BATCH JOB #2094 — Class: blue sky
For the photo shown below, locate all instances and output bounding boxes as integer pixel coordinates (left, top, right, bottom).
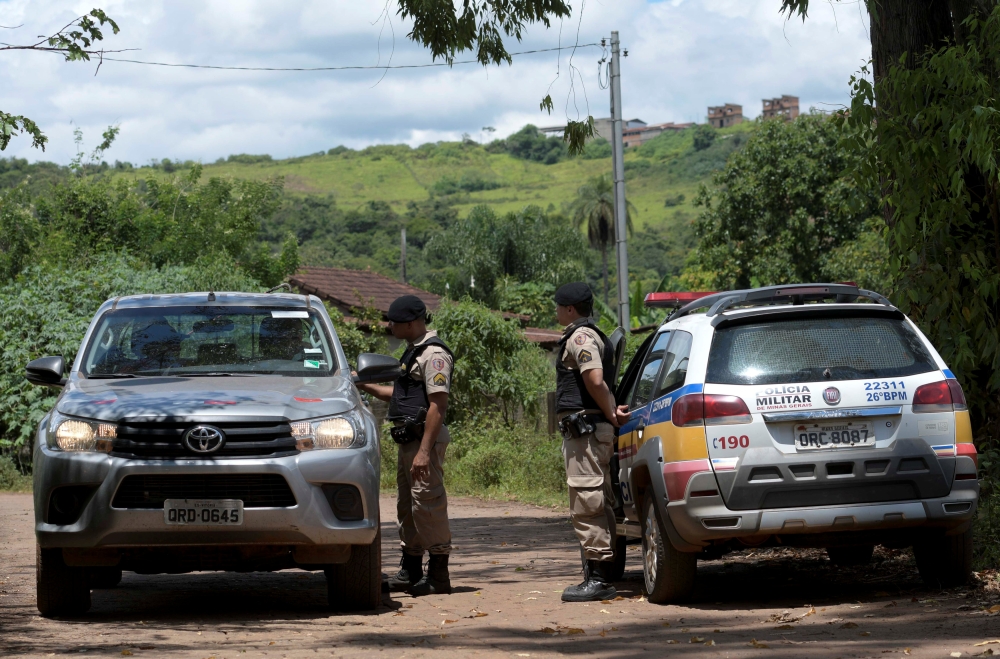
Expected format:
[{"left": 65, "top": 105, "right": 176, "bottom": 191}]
[{"left": 1, "top": 0, "right": 871, "bottom": 165}]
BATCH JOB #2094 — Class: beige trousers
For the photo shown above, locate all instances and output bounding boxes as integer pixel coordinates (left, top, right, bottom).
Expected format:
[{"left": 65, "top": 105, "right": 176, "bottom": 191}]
[
  {"left": 396, "top": 428, "right": 452, "bottom": 556},
  {"left": 562, "top": 422, "right": 617, "bottom": 562}
]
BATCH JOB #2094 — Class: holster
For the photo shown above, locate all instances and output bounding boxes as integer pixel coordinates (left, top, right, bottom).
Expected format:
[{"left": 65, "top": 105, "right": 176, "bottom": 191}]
[
  {"left": 558, "top": 412, "right": 604, "bottom": 440},
  {"left": 389, "top": 408, "right": 427, "bottom": 445}
]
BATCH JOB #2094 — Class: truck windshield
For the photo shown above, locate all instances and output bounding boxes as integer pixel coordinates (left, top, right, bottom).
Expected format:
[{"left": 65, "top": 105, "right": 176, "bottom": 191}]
[
  {"left": 706, "top": 316, "right": 936, "bottom": 385},
  {"left": 81, "top": 306, "right": 338, "bottom": 377}
]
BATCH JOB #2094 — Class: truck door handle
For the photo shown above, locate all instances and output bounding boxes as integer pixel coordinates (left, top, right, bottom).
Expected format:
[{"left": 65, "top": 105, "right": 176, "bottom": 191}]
[{"left": 636, "top": 420, "right": 645, "bottom": 440}]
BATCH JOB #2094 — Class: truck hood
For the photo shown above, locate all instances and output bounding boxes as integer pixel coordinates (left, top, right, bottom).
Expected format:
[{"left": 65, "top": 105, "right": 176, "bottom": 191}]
[{"left": 56, "top": 375, "right": 358, "bottom": 422}]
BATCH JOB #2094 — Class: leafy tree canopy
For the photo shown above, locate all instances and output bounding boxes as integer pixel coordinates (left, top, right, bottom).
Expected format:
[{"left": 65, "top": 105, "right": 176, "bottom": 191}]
[{"left": 689, "top": 112, "right": 880, "bottom": 290}]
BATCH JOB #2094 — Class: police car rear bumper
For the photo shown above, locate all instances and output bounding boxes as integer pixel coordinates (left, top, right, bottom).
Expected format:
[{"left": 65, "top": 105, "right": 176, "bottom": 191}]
[{"left": 666, "top": 477, "right": 979, "bottom": 547}]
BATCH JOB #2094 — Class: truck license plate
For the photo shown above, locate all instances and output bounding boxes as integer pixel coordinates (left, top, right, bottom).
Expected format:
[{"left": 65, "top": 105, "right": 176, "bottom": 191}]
[
  {"left": 795, "top": 421, "right": 875, "bottom": 450},
  {"left": 164, "top": 499, "right": 244, "bottom": 525}
]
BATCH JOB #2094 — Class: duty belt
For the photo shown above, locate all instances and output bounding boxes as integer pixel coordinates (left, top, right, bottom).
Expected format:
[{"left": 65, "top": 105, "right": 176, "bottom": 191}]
[
  {"left": 389, "top": 408, "right": 427, "bottom": 445},
  {"left": 558, "top": 411, "right": 606, "bottom": 439}
]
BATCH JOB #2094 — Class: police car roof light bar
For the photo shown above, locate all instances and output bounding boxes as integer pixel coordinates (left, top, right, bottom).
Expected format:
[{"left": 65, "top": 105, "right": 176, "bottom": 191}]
[
  {"left": 644, "top": 291, "right": 717, "bottom": 309},
  {"left": 666, "top": 283, "right": 894, "bottom": 322}
]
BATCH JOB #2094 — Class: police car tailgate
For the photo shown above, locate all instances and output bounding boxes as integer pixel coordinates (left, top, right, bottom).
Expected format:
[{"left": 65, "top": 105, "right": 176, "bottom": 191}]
[{"left": 705, "top": 371, "right": 969, "bottom": 510}]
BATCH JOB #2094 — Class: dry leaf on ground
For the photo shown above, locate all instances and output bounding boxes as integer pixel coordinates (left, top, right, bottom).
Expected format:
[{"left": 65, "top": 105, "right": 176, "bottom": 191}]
[
  {"left": 976, "top": 641, "right": 1000, "bottom": 647},
  {"left": 750, "top": 639, "right": 770, "bottom": 649},
  {"left": 841, "top": 622, "right": 859, "bottom": 629}
]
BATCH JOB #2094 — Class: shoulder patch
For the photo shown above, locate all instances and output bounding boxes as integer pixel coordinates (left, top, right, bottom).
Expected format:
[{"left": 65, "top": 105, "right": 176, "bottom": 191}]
[
  {"left": 574, "top": 332, "right": 587, "bottom": 345},
  {"left": 432, "top": 373, "right": 448, "bottom": 386},
  {"left": 431, "top": 357, "right": 445, "bottom": 371},
  {"left": 578, "top": 349, "right": 593, "bottom": 364}
]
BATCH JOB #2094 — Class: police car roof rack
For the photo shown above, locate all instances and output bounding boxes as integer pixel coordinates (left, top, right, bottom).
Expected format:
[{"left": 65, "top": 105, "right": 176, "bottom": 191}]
[{"left": 666, "top": 283, "right": 893, "bottom": 322}]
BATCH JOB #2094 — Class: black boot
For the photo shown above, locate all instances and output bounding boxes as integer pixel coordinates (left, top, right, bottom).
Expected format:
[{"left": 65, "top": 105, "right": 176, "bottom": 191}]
[
  {"left": 408, "top": 554, "right": 451, "bottom": 596},
  {"left": 561, "top": 560, "right": 617, "bottom": 602},
  {"left": 386, "top": 552, "right": 423, "bottom": 592}
]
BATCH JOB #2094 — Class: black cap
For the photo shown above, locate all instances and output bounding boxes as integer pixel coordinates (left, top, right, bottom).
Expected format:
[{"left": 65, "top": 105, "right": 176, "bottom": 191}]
[
  {"left": 554, "top": 282, "right": 593, "bottom": 306},
  {"left": 387, "top": 295, "right": 427, "bottom": 323}
]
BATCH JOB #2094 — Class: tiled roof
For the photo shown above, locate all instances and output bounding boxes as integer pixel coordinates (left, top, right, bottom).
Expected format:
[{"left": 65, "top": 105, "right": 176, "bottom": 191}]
[{"left": 289, "top": 266, "right": 441, "bottom": 316}]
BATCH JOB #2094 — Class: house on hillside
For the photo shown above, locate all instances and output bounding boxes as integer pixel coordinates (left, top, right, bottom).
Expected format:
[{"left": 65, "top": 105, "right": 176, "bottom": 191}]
[
  {"left": 288, "top": 266, "right": 563, "bottom": 349},
  {"left": 707, "top": 103, "right": 744, "bottom": 128},
  {"left": 538, "top": 117, "right": 647, "bottom": 143},
  {"left": 622, "top": 122, "right": 695, "bottom": 148},
  {"left": 762, "top": 95, "right": 800, "bottom": 121}
]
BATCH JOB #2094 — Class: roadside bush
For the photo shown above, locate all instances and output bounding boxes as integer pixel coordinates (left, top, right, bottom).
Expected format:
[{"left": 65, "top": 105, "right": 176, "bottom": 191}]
[
  {"left": 0, "top": 455, "right": 30, "bottom": 491},
  {"left": 0, "top": 254, "right": 261, "bottom": 466},
  {"left": 433, "top": 298, "right": 553, "bottom": 426}
]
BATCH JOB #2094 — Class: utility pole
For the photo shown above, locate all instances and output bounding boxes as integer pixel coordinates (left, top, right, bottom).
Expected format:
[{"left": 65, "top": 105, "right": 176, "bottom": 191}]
[
  {"left": 400, "top": 227, "right": 407, "bottom": 283},
  {"left": 610, "top": 31, "right": 630, "bottom": 332}
]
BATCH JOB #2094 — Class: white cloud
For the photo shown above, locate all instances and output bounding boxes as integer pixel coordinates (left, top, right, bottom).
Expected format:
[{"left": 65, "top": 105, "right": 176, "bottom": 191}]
[{"left": 0, "top": 0, "right": 870, "bottom": 164}]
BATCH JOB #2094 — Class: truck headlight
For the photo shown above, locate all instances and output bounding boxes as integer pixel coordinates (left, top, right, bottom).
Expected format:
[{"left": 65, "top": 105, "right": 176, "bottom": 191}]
[
  {"left": 290, "top": 412, "right": 364, "bottom": 450},
  {"left": 49, "top": 412, "right": 116, "bottom": 452}
]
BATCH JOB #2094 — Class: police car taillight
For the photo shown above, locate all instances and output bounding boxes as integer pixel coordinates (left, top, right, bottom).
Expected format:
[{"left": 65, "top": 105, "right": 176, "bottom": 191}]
[
  {"left": 672, "top": 394, "right": 752, "bottom": 427},
  {"left": 913, "top": 379, "right": 967, "bottom": 413}
]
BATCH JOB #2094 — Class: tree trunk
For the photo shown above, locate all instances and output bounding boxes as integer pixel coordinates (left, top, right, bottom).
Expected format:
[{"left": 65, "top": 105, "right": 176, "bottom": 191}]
[
  {"left": 870, "top": 0, "right": 953, "bottom": 96},
  {"left": 601, "top": 246, "right": 609, "bottom": 306}
]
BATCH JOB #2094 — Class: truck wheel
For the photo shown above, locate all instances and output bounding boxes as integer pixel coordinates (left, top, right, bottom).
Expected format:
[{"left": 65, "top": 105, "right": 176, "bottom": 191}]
[
  {"left": 90, "top": 567, "right": 123, "bottom": 588},
  {"left": 826, "top": 545, "right": 874, "bottom": 567},
  {"left": 609, "top": 534, "right": 627, "bottom": 581},
  {"left": 641, "top": 496, "right": 696, "bottom": 603},
  {"left": 326, "top": 526, "right": 382, "bottom": 611},
  {"left": 915, "top": 527, "right": 973, "bottom": 588},
  {"left": 36, "top": 545, "right": 91, "bottom": 617}
]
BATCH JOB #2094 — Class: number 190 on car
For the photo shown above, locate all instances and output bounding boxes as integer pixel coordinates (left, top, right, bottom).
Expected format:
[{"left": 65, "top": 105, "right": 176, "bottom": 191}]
[{"left": 164, "top": 499, "right": 244, "bottom": 525}]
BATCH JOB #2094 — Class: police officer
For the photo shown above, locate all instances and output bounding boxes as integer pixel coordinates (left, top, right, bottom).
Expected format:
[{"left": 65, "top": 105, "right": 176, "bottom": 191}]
[
  {"left": 356, "top": 295, "right": 455, "bottom": 596},
  {"left": 553, "top": 282, "right": 630, "bottom": 602}
]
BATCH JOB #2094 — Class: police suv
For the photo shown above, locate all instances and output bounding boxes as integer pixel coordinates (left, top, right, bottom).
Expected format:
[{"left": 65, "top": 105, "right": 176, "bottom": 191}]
[{"left": 613, "top": 284, "right": 979, "bottom": 602}]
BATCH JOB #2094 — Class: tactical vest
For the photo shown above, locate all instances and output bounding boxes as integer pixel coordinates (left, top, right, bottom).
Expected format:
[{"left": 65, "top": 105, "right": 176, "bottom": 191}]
[
  {"left": 387, "top": 336, "right": 455, "bottom": 421},
  {"left": 555, "top": 320, "right": 616, "bottom": 417}
]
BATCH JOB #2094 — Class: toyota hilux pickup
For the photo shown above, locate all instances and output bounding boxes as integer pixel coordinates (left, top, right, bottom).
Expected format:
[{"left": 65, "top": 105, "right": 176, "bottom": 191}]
[
  {"left": 26, "top": 291, "right": 400, "bottom": 616},
  {"left": 612, "top": 284, "right": 979, "bottom": 602}
]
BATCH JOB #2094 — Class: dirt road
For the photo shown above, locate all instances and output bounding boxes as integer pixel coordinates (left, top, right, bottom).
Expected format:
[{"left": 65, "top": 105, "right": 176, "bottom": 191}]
[{"left": 2, "top": 492, "right": 1000, "bottom": 658}]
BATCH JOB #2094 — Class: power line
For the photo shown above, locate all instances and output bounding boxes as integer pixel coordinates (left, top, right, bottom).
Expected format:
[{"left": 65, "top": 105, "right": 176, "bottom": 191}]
[{"left": 96, "top": 43, "right": 603, "bottom": 72}]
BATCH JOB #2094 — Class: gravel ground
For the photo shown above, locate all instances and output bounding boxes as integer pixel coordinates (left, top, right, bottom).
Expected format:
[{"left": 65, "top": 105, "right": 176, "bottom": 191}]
[{"left": 3, "top": 492, "right": 1000, "bottom": 658}]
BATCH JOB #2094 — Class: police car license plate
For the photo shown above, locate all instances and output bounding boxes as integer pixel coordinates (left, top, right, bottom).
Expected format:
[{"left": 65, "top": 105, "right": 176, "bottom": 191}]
[
  {"left": 164, "top": 499, "right": 243, "bottom": 525},
  {"left": 795, "top": 422, "right": 875, "bottom": 450}
]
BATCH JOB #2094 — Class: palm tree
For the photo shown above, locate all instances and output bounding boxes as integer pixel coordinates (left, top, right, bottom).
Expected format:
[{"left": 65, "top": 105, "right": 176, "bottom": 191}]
[{"left": 569, "top": 175, "right": 635, "bottom": 305}]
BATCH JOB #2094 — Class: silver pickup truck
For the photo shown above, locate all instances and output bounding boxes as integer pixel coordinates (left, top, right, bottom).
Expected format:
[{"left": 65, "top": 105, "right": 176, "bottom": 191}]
[{"left": 26, "top": 291, "right": 399, "bottom": 616}]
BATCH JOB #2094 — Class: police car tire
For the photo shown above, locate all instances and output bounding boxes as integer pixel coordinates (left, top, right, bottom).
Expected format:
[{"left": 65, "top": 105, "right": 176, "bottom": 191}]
[
  {"left": 326, "top": 527, "right": 382, "bottom": 611},
  {"left": 36, "top": 544, "right": 91, "bottom": 617},
  {"left": 914, "top": 526, "right": 973, "bottom": 588},
  {"left": 609, "top": 535, "right": 627, "bottom": 581},
  {"left": 826, "top": 545, "right": 874, "bottom": 567},
  {"left": 641, "top": 497, "right": 696, "bottom": 603}
]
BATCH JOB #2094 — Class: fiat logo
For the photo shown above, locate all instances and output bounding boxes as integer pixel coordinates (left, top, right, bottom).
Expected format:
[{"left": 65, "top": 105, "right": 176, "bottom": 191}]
[
  {"left": 823, "top": 387, "right": 841, "bottom": 405},
  {"left": 182, "top": 425, "right": 226, "bottom": 454}
]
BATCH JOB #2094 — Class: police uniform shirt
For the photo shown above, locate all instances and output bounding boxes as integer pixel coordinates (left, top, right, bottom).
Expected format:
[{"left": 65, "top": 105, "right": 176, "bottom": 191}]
[
  {"left": 408, "top": 330, "right": 453, "bottom": 395},
  {"left": 561, "top": 325, "right": 605, "bottom": 374}
]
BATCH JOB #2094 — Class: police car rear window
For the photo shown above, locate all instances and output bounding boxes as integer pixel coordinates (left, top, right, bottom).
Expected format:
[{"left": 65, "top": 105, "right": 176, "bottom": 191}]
[{"left": 706, "top": 317, "right": 936, "bottom": 385}]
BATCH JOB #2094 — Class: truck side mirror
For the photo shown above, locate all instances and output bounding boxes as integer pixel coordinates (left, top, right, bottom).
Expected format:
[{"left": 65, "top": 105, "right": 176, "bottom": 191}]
[
  {"left": 26, "top": 356, "right": 67, "bottom": 389},
  {"left": 353, "top": 353, "right": 401, "bottom": 384}
]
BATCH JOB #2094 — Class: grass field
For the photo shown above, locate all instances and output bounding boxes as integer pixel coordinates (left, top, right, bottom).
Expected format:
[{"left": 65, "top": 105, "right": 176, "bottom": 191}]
[{"left": 115, "top": 122, "right": 755, "bottom": 238}]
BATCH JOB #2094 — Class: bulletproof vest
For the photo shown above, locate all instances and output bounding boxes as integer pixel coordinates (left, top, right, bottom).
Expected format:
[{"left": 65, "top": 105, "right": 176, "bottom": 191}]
[
  {"left": 555, "top": 320, "right": 616, "bottom": 417},
  {"left": 387, "top": 336, "right": 454, "bottom": 421}
]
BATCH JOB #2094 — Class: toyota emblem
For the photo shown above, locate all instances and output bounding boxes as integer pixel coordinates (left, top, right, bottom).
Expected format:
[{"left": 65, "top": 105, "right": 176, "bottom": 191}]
[
  {"left": 823, "top": 387, "right": 841, "bottom": 405},
  {"left": 182, "top": 425, "right": 226, "bottom": 454}
]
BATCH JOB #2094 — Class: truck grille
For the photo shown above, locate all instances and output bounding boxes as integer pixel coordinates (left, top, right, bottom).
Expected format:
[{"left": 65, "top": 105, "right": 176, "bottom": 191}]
[
  {"left": 111, "top": 420, "right": 298, "bottom": 459},
  {"left": 111, "top": 474, "right": 297, "bottom": 509}
]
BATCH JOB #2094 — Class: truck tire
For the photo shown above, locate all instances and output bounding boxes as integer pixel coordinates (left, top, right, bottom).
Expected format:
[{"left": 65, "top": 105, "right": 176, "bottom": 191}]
[
  {"left": 609, "top": 534, "right": 627, "bottom": 581},
  {"left": 326, "top": 526, "right": 382, "bottom": 611},
  {"left": 90, "top": 567, "right": 123, "bottom": 588},
  {"left": 915, "top": 527, "right": 973, "bottom": 588},
  {"left": 641, "top": 496, "right": 696, "bottom": 603},
  {"left": 826, "top": 545, "right": 874, "bottom": 567},
  {"left": 36, "top": 545, "right": 91, "bottom": 617}
]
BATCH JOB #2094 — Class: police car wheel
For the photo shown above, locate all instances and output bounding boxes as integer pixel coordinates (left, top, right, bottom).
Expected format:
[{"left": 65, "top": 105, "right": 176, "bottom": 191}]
[
  {"left": 914, "top": 526, "right": 973, "bottom": 588},
  {"left": 641, "top": 496, "right": 696, "bottom": 603},
  {"left": 36, "top": 544, "right": 91, "bottom": 617},
  {"left": 325, "top": 526, "right": 382, "bottom": 611}
]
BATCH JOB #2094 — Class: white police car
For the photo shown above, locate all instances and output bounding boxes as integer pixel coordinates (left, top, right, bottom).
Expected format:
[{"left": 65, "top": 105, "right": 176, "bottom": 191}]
[{"left": 613, "top": 284, "right": 978, "bottom": 602}]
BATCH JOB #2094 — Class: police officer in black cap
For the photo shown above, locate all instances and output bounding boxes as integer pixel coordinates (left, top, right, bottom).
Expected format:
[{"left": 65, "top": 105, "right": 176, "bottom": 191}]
[
  {"left": 356, "top": 295, "right": 455, "bottom": 596},
  {"left": 553, "top": 282, "right": 630, "bottom": 602}
]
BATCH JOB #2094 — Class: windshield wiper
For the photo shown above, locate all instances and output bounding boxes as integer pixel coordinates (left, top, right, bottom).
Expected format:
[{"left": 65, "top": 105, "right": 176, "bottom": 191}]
[
  {"left": 86, "top": 373, "right": 140, "bottom": 379},
  {"left": 181, "top": 372, "right": 259, "bottom": 377}
]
